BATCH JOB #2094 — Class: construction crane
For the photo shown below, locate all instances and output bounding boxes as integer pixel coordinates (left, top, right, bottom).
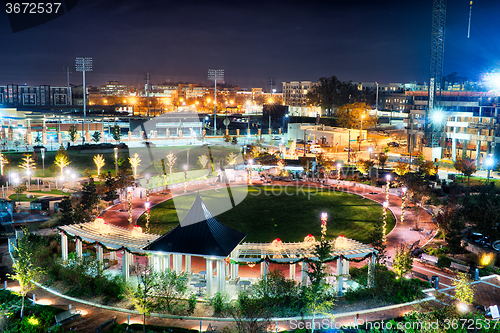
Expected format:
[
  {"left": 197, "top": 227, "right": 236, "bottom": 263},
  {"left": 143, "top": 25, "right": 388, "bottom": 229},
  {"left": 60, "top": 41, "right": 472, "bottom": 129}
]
[{"left": 424, "top": 0, "right": 447, "bottom": 149}]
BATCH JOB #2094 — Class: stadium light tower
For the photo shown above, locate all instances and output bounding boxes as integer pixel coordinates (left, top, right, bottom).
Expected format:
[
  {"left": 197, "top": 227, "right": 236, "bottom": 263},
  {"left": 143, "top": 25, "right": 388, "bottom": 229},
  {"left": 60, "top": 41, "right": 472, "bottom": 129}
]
[
  {"left": 75, "top": 57, "right": 93, "bottom": 142},
  {"left": 208, "top": 69, "right": 224, "bottom": 136}
]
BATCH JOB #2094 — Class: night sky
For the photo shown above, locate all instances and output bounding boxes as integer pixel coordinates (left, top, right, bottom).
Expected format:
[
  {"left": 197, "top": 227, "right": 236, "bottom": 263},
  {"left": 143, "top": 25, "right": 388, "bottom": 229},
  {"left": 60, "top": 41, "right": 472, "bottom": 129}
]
[{"left": 1, "top": 0, "right": 499, "bottom": 90}]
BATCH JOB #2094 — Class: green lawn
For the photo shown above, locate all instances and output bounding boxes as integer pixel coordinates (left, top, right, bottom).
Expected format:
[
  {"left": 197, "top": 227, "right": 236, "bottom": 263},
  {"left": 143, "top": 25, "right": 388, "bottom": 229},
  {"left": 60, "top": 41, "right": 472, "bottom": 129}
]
[
  {"left": 137, "top": 186, "right": 395, "bottom": 244},
  {"left": 28, "top": 190, "right": 67, "bottom": 196},
  {"left": 1, "top": 145, "right": 239, "bottom": 179},
  {"left": 8, "top": 194, "right": 41, "bottom": 202}
]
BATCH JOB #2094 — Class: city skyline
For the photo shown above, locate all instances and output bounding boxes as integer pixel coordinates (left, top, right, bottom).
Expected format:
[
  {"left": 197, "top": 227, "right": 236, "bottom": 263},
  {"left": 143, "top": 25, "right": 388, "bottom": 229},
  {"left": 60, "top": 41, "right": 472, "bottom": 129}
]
[{"left": 1, "top": 0, "right": 499, "bottom": 89}]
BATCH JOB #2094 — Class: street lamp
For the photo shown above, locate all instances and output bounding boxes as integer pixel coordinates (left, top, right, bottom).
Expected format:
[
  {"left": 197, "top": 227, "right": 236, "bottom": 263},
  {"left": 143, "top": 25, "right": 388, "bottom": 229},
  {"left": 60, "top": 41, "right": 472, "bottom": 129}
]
[
  {"left": 114, "top": 147, "right": 118, "bottom": 175},
  {"left": 382, "top": 201, "right": 389, "bottom": 242},
  {"left": 359, "top": 114, "right": 365, "bottom": 152},
  {"left": 183, "top": 165, "right": 188, "bottom": 193},
  {"left": 41, "top": 148, "right": 45, "bottom": 177},
  {"left": 321, "top": 212, "right": 328, "bottom": 239},
  {"left": 336, "top": 163, "right": 341, "bottom": 189},
  {"left": 401, "top": 187, "right": 407, "bottom": 224},
  {"left": 127, "top": 186, "right": 133, "bottom": 224},
  {"left": 486, "top": 154, "right": 494, "bottom": 182},
  {"left": 248, "top": 159, "right": 253, "bottom": 184}
]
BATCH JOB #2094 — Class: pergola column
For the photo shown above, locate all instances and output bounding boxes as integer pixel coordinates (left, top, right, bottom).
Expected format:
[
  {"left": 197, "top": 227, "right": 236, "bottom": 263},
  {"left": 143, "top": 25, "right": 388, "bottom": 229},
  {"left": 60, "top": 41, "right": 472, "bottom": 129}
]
[
  {"left": 337, "top": 257, "right": 344, "bottom": 295},
  {"left": 96, "top": 244, "right": 103, "bottom": 264},
  {"left": 289, "top": 263, "right": 296, "bottom": 281},
  {"left": 61, "top": 233, "right": 68, "bottom": 261},
  {"left": 301, "top": 261, "right": 308, "bottom": 286},
  {"left": 368, "top": 254, "right": 376, "bottom": 288},
  {"left": 230, "top": 250, "right": 239, "bottom": 280},
  {"left": 343, "top": 259, "right": 349, "bottom": 276},
  {"left": 163, "top": 254, "right": 171, "bottom": 271},
  {"left": 110, "top": 250, "right": 116, "bottom": 262},
  {"left": 216, "top": 259, "right": 225, "bottom": 293},
  {"left": 206, "top": 258, "right": 213, "bottom": 296},
  {"left": 76, "top": 238, "right": 83, "bottom": 259},
  {"left": 185, "top": 255, "right": 191, "bottom": 273},
  {"left": 122, "top": 250, "right": 130, "bottom": 281},
  {"left": 173, "top": 254, "right": 182, "bottom": 273}
]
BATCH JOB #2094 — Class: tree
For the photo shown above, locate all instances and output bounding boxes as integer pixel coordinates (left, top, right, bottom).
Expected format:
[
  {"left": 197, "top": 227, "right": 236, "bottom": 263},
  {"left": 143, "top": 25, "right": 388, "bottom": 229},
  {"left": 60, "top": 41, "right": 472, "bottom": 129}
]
[
  {"left": 356, "top": 158, "right": 375, "bottom": 175},
  {"left": 394, "top": 160, "right": 410, "bottom": 176},
  {"left": 198, "top": 154, "right": 210, "bottom": 169},
  {"left": 228, "top": 293, "right": 272, "bottom": 333},
  {"left": 231, "top": 136, "right": 238, "bottom": 145},
  {"left": 0, "top": 152, "right": 9, "bottom": 176},
  {"left": 461, "top": 183, "right": 500, "bottom": 242},
  {"left": 306, "top": 76, "right": 371, "bottom": 115},
  {"left": 226, "top": 152, "right": 238, "bottom": 166},
  {"left": 92, "top": 131, "right": 101, "bottom": 143},
  {"left": 305, "top": 238, "right": 336, "bottom": 332},
  {"left": 454, "top": 158, "right": 477, "bottom": 187},
  {"left": 57, "top": 196, "right": 74, "bottom": 225},
  {"left": 13, "top": 184, "right": 27, "bottom": 204},
  {"left": 19, "top": 154, "right": 36, "bottom": 188},
  {"left": 154, "top": 269, "right": 189, "bottom": 313},
  {"left": 392, "top": 242, "right": 413, "bottom": 280},
  {"left": 111, "top": 124, "right": 121, "bottom": 143},
  {"left": 165, "top": 152, "right": 177, "bottom": 177},
  {"left": 54, "top": 145, "right": 71, "bottom": 176},
  {"left": 369, "top": 216, "right": 388, "bottom": 265},
  {"left": 378, "top": 153, "right": 388, "bottom": 170},
  {"left": 93, "top": 154, "right": 105, "bottom": 176},
  {"left": 434, "top": 194, "right": 458, "bottom": 242},
  {"left": 68, "top": 124, "right": 79, "bottom": 143},
  {"left": 8, "top": 228, "right": 45, "bottom": 318},
  {"left": 129, "top": 153, "right": 141, "bottom": 178},
  {"left": 453, "top": 272, "right": 474, "bottom": 305},
  {"left": 126, "top": 268, "right": 158, "bottom": 333},
  {"left": 335, "top": 102, "right": 376, "bottom": 129}
]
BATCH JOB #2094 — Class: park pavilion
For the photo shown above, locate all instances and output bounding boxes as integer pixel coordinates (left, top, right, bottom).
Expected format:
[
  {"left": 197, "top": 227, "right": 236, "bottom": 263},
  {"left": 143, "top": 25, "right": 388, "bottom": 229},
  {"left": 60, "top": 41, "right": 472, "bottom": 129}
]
[{"left": 58, "top": 194, "right": 377, "bottom": 296}]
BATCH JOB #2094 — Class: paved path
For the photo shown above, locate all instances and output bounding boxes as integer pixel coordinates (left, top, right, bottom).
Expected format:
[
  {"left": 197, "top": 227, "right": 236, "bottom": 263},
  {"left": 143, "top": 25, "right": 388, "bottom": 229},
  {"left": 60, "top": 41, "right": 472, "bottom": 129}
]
[{"left": 5, "top": 178, "right": 500, "bottom": 331}]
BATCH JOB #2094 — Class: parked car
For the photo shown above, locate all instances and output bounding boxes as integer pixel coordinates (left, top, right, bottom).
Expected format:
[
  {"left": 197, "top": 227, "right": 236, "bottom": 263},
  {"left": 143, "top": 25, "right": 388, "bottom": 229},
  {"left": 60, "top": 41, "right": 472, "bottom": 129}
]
[
  {"left": 271, "top": 135, "right": 282, "bottom": 140},
  {"left": 387, "top": 142, "right": 400, "bottom": 147},
  {"left": 309, "top": 145, "right": 323, "bottom": 154},
  {"left": 343, "top": 147, "right": 353, "bottom": 152}
]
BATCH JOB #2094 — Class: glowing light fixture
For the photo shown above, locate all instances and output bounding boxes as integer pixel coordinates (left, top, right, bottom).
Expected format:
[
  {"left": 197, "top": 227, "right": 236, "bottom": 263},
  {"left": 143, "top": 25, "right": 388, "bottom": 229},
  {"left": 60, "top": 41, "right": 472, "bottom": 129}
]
[{"left": 132, "top": 225, "right": 143, "bottom": 237}]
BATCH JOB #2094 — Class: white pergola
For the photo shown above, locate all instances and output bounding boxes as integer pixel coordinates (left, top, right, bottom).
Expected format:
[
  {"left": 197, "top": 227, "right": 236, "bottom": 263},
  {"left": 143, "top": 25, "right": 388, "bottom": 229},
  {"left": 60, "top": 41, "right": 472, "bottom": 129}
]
[
  {"left": 233, "top": 236, "right": 377, "bottom": 293},
  {"left": 58, "top": 222, "right": 159, "bottom": 281}
]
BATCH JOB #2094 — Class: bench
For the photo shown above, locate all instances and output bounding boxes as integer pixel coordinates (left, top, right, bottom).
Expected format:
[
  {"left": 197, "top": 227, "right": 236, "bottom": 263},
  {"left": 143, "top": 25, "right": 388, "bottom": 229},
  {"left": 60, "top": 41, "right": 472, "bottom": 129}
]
[
  {"left": 450, "top": 262, "right": 469, "bottom": 273},
  {"left": 95, "top": 316, "right": 117, "bottom": 332},
  {"left": 55, "top": 309, "right": 82, "bottom": 325},
  {"left": 420, "top": 254, "right": 439, "bottom": 265},
  {"left": 411, "top": 271, "right": 428, "bottom": 281},
  {"left": 229, "top": 276, "right": 240, "bottom": 285}
]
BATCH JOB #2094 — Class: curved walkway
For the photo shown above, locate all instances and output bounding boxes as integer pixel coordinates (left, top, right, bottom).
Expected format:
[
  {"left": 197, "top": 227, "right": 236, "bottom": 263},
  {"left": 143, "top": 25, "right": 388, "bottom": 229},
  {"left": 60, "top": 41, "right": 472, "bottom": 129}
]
[{"left": 6, "top": 179, "right": 440, "bottom": 332}]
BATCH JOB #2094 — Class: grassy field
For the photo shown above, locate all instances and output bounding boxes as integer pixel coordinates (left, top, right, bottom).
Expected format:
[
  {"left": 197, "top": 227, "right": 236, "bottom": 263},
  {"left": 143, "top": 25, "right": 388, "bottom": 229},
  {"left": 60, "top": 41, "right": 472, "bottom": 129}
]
[
  {"left": 137, "top": 186, "right": 395, "bottom": 244},
  {"left": 8, "top": 194, "right": 41, "bottom": 202},
  {"left": 1, "top": 145, "right": 240, "bottom": 179}
]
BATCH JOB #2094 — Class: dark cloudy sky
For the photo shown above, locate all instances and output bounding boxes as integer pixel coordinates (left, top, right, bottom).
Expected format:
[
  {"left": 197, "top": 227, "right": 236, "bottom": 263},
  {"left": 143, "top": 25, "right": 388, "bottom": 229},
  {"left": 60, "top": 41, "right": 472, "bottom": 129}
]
[{"left": 1, "top": 0, "right": 499, "bottom": 90}]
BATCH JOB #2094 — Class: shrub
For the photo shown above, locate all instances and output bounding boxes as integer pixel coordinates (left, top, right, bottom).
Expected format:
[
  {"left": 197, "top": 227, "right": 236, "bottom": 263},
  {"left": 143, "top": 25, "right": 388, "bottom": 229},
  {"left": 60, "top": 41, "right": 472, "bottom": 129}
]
[
  {"left": 209, "top": 292, "right": 230, "bottom": 316},
  {"left": 437, "top": 255, "right": 452, "bottom": 269},
  {"left": 187, "top": 294, "right": 197, "bottom": 314}
]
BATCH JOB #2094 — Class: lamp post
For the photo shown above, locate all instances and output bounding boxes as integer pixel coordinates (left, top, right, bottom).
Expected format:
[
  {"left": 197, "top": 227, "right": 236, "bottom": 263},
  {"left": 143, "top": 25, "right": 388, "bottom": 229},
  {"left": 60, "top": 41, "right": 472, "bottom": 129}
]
[
  {"left": 183, "top": 165, "right": 188, "bottom": 193},
  {"left": 368, "top": 147, "right": 373, "bottom": 160},
  {"left": 401, "top": 187, "right": 407, "bottom": 224},
  {"left": 385, "top": 174, "right": 391, "bottom": 204},
  {"left": 382, "top": 201, "right": 388, "bottom": 242},
  {"left": 321, "top": 212, "right": 328, "bottom": 239},
  {"left": 359, "top": 114, "right": 365, "bottom": 152},
  {"left": 114, "top": 147, "right": 118, "bottom": 175},
  {"left": 248, "top": 159, "right": 253, "bottom": 184},
  {"left": 145, "top": 174, "right": 151, "bottom": 233},
  {"left": 127, "top": 186, "right": 133, "bottom": 224},
  {"left": 336, "top": 163, "right": 341, "bottom": 189},
  {"left": 41, "top": 148, "right": 45, "bottom": 177},
  {"left": 486, "top": 154, "right": 494, "bottom": 182}
]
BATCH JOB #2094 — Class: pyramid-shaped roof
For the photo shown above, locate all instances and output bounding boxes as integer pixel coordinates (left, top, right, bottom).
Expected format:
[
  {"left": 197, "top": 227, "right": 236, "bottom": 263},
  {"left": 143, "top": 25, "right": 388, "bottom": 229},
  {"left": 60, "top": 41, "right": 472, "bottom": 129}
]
[{"left": 144, "top": 195, "right": 247, "bottom": 257}]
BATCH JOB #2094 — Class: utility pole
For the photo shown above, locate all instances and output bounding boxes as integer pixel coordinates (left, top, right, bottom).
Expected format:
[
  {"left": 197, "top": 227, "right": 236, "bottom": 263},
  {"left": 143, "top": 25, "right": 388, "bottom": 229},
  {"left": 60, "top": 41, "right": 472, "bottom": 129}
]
[
  {"left": 208, "top": 69, "right": 224, "bottom": 136},
  {"left": 75, "top": 57, "right": 92, "bottom": 143},
  {"left": 145, "top": 72, "right": 150, "bottom": 117}
]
